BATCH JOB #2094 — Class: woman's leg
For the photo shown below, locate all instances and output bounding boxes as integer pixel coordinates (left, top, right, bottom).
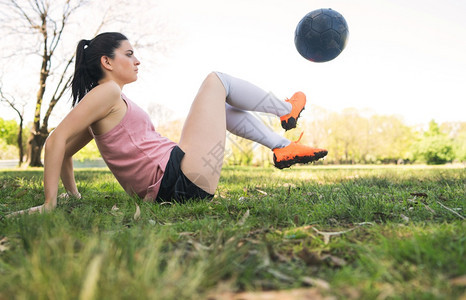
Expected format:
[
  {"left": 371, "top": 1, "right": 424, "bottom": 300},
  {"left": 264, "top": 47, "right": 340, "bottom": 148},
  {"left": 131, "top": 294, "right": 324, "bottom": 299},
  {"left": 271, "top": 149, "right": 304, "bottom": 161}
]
[
  {"left": 178, "top": 72, "right": 327, "bottom": 195},
  {"left": 178, "top": 73, "right": 227, "bottom": 194},
  {"left": 178, "top": 72, "right": 292, "bottom": 194},
  {"left": 215, "top": 71, "right": 292, "bottom": 116},
  {"left": 216, "top": 71, "right": 306, "bottom": 131},
  {"left": 225, "top": 104, "right": 289, "bottom": 149},
  {"left": 219, "top": 72, "right": 327, "bottom": 169}
]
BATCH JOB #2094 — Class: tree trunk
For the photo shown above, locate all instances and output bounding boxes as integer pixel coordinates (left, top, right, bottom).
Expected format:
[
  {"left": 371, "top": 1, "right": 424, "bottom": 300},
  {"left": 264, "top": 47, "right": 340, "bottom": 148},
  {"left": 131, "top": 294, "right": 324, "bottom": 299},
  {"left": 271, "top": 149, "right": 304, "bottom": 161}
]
[
  {"left": 27, "top": 128, "right": 48, "bottom": 167},
  {"left": 17, "top": 118, "right": 24, "bottom": 166},
  {"left": 27, "top": 13, "right": 49, "bottom": 168}
]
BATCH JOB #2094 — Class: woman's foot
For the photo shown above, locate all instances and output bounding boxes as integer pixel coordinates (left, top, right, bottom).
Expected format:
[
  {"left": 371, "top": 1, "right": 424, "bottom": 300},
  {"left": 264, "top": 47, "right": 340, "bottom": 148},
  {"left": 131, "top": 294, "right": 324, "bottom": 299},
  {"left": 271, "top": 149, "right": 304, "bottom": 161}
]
[
  {"left": 272, "top": 133, "right": 327, "bottom": 169},
  {"left": 280, "top": 92, "right": 306, "bottom": 131}
]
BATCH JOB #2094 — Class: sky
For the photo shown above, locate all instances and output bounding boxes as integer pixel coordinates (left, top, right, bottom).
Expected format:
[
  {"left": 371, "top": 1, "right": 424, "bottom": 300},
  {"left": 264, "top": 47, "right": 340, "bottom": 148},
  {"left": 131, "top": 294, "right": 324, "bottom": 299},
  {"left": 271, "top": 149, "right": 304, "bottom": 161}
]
[{"left": 2, "top": 0, "right": 466, "bottom": 127}]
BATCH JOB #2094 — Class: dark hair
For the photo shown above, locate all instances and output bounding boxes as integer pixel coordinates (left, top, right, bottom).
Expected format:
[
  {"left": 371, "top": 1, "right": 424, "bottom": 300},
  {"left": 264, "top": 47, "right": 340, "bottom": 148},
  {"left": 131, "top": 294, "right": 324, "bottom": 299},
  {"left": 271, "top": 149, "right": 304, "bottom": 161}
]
[{"left": 71, "top": 32, "right": 128, "bottom": 106}]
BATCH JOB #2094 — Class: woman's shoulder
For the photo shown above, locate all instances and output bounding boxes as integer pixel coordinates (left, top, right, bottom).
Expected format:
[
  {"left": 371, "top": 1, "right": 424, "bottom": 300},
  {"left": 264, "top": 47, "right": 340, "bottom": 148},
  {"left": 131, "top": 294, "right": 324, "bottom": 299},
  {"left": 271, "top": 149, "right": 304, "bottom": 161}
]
[
  {"left": 91, "top": 81, "right": 121, "bottom": 98},
  {"left": 80, "top": 81, "right": 121, "bottom": 106}
]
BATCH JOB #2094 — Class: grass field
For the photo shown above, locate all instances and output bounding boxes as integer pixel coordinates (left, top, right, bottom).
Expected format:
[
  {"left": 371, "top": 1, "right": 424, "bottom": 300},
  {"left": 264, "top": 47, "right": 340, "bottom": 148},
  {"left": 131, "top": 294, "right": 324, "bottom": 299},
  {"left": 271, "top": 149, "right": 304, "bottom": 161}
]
[{"left": 0, "top": 165, "right": 465, "bottom": 299}]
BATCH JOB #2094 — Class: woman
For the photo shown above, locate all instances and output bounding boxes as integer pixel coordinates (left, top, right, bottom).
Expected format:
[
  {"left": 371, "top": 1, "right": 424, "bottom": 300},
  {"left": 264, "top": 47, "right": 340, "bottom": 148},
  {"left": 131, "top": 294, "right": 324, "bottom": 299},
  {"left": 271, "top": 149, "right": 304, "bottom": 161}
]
[{"left": 15, "top": 32, "right": 327, "bottom": 214}]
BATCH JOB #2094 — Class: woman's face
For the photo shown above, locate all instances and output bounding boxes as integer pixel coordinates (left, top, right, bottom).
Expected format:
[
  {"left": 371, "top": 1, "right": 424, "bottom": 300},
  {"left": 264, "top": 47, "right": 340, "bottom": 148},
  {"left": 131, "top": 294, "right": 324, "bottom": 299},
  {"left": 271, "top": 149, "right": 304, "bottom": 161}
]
[{"left": 106, "top": 40, "right": 140, "bottom": 85}]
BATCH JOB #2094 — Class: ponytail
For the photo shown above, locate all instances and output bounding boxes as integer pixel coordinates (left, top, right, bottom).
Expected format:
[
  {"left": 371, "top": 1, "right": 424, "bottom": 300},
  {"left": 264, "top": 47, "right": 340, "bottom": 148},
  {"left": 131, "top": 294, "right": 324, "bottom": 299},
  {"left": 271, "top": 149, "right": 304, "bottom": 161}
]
[
  {"left": 71, "top": 32, "right": 128, "bottom": 107},
  {"left": 71, "top": 39, "right": 93, "bottom": 106}
]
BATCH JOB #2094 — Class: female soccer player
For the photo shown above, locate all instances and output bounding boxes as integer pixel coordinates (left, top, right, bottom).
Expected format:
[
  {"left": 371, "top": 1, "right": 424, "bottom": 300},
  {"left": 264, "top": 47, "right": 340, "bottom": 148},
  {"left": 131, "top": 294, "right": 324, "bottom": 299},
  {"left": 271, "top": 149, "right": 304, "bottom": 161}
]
[{"left": 14, "top": 32, "right": 327, "bottom": 214}]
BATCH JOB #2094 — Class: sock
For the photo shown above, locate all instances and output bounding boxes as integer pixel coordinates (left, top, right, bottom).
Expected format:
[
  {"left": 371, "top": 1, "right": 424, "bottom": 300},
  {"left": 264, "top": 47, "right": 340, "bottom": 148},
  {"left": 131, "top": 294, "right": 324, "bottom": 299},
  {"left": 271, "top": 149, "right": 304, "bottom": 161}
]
[
  {"left": 226, "top": 104, "right": 290, "bottom": 149},
  {"left": 215, "top": 71, "right": 292, "bottom": 117}
]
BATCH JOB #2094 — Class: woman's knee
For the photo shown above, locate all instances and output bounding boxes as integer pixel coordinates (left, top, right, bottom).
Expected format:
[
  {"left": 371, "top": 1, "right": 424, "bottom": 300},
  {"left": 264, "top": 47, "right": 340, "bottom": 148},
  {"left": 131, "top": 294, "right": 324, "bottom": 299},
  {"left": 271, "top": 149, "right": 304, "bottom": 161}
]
[
  {"left": 203, "top": 72, "right": 219, "bottom": 84},
  {"left": 206, "top": 71, "right": 228, "bottom": 95}
]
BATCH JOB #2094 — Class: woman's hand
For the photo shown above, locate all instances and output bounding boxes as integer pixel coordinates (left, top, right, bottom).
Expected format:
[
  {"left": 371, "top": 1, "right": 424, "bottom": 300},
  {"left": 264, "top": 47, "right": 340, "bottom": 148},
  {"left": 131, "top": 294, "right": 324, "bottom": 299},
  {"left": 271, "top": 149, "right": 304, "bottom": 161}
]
[
  {"left": 58, "top": 192, "right": 82, "bottom": 200},
  {"left": 6, "top": 192, "right": 81, "bottom": 218},
  {"left": 6, "top": 204, "right": 46, "bottom": 217}
]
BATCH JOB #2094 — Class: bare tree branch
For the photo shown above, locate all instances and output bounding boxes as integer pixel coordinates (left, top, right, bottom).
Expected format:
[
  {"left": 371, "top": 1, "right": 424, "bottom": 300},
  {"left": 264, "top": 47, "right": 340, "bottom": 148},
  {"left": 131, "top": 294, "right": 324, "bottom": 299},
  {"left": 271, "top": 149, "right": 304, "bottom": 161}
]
[
  {"left": 10, "top": 0, "right": 38, "bottom": 29},
  {"left": 32, "top": 0, "right": 44, "bottom": 16},
  {"left": 49, "top": 4, "right": 69, "bottom": 55},
  {"left": 0, "top": 86, "right": 22, "bottom": 117},
  {"left": 42, "top": 62, "right": 74, "bottom": 130},
  {"left": 0, "top": 81, "right": 27, "bottom": 166},
  {"left": 50, "top": 55, "right": 74, "bottom": 101}
]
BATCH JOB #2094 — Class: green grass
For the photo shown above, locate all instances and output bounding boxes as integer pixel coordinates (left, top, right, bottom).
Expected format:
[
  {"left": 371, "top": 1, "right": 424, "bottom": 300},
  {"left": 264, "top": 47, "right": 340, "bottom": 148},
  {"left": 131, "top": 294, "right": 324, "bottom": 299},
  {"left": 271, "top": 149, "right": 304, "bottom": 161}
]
[{"left": 0, "top": 165, "right": 465, "bottom": 299}]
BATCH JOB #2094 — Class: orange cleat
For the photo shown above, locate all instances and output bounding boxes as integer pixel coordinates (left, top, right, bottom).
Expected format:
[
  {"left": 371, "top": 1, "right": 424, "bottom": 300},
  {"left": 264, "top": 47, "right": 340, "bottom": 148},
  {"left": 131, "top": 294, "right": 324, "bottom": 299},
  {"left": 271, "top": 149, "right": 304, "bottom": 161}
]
[
  {"left": 273, "top": 133, "right": 328, "bottom": 169},
  {"left": 280, "top": 91, "right": 306, "bottom": 131}
]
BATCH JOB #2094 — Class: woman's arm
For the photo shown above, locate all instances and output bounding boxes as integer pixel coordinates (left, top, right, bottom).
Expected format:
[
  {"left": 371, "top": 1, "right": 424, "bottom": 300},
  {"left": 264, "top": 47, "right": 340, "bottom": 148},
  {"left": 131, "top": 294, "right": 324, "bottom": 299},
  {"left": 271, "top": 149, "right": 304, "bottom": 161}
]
[
  {"left": 60, "top": 127, "right": 94, "bottom": 197},
  {"left": 43, "top": 83, "right": 120, "bottom": 210},
  {"left": 61, "top": 156, "right": 79, "bottom": 197},
  {"left": 9, "top": 82, "right": 121, "bottom": 215}
]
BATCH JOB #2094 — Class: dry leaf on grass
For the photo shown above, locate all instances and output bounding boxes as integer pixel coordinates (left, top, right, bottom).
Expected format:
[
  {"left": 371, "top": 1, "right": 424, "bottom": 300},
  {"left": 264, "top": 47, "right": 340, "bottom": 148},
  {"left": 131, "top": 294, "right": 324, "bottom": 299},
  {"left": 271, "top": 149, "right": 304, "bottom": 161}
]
[
  {"left": 301, "top": 276, "right": 331, "bottom": 290},
  {"left": 187, "top": 239, "right": 211, "bottom": 251},
  {"left": 110, "top": 204, "right": 122, "bottom": 217},
  {"left": 320, "top": 254, "right": 347, "bottom": 267},
  {"left": 423, "top": 204, "right": 436, "bottom": 214},
  {"left": 238, "top": 209, "right": 250, "bottom": 226},
  {"left": 255, "top": 188, "right": 268, "bottom": 196},
  {"left": 0, "top": 237, "right": 9, "bottom": 253},
  {"left": 133, "top": 203, "right": 141, "bottom": 220},
  {"left": 312, "top": 222, "right": 373, "bottom": 245},
  {"left": 437, "top": 201, "right": 465, "bottom": 220},
  {"left": 267, "top": 269, "right": 294, "bottom": 282},
  {"left": 400, "top": 214, "right": 410, "bottom": 223}
]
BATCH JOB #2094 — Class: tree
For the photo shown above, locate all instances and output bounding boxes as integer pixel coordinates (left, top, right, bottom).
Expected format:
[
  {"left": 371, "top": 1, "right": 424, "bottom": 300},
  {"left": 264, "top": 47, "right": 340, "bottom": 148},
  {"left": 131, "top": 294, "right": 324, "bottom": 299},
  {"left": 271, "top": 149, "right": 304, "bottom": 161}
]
[
  {"left": 304, "top": 105, "right": 331, "bottom": 149},
  {"left": 323, "top": 108, "right": 367, "bottom": 164},
  {"left": 369, "top": 115, "right": 414, "bottom": 163},
  {"left": 225, "top": 134, "right": 254, "bottom": 166},
  {"left": 0, "top": 1, "right": 93, "bottom": 166},
  {"left": 412, "top": 120, "right": 454, "bottom": 164},
  {"left": 0, "top": 0, "right": 171, "bottom": 167},
  {"left": 0, "top": 118, "right": 18, "bottom": 145},
  {"left": 0, "top": 87, "right": 26, "bottom": 166},
  {"left": 300, "top": 107, "right": 417, "bottom": 165},
  {"left": 453, "top": 131, "right": 466, "bottom": 162},
  {"left": 442, "top": 122, "right": 466, "bottom": 162},
  {"left": 1, "top": 1, "right": 84, "bottom": 166}
]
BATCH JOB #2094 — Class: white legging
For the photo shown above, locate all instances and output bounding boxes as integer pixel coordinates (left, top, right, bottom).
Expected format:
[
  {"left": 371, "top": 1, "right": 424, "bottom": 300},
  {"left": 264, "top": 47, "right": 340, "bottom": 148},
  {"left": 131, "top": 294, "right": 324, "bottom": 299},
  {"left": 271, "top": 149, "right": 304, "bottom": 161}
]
[{"left": 215, "top": 72, "right": 291, "bottom": 150}]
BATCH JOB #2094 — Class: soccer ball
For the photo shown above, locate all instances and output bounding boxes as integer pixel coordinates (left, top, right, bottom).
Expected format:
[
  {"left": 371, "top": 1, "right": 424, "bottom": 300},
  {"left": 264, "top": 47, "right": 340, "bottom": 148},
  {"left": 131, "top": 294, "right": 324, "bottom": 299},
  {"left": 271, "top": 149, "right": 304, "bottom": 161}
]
[{"left": 294, "top": 8, "right": 349, "bottom": 62}]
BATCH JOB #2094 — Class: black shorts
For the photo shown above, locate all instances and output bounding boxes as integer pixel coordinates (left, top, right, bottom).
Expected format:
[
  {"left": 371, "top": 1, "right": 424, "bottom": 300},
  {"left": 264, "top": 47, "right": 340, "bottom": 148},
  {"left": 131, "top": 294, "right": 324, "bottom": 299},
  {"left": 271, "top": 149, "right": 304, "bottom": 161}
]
[{"left": 157, "top": 146, "right": 214, "bottom": 203}]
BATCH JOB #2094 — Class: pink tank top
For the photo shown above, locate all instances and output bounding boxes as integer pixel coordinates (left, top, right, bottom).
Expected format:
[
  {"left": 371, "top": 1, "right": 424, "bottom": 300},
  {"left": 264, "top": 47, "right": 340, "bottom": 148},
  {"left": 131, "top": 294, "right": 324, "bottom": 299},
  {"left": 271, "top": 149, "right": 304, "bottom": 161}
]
[{"left": 92, "top": 94, "right": 177, "bottom": 200}]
